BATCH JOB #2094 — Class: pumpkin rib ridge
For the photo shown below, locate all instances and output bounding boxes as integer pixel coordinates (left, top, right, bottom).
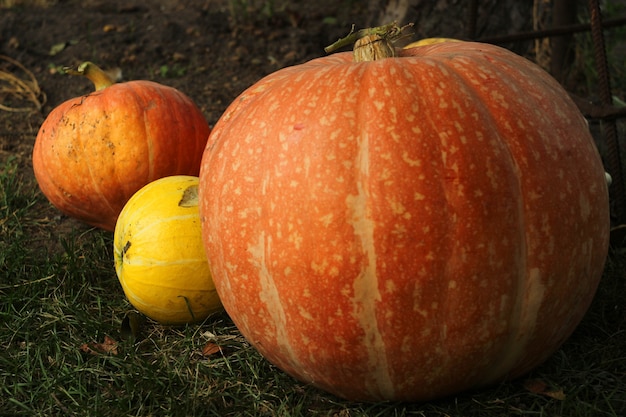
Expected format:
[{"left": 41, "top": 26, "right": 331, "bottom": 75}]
[
  {"left": 417, "top": 56, "right": 505, "bottom": 391},
  {"left": 127, "top": 213, "right": 201, "bottom": 240},
  {"left": 137, "top": 84, "right": 156, "bottom": 181},
  {"left": 349, "top": 62, "right": 395, "bottom": 399},
  {"left": 102, "top": 85, "right": 145, "bottom": 214},
  {"left": 62, "top": 101, "right": 115, "bottom": 226},
  {"left": 438, "top": 48, "right": 599, "bottom": 381},
  {"left": 439, "top": 52, "right": 541, "bottom": 383},
  {"left": 363, "top": 52, "right": 537, "bottom": 397},
  {"left": 113, "top": 84, "right": 140, "bottom": 200},
  {"left": 406, "top": 55, "right": 458, "bottom": 373},
  {"left": 102, "top": 91, "right": 136, "bottom": 218},
  {"left": 426, "top": 85, "right": 458, "bottom": 393},
  {"left": 121, "top": 271, "right": 215, "bottom": 291},
  {"left": 172, "top": 88, "right": 204, "bottom": 174},
  {"left": 121, "top": 255, "right": 207, "bottom": 267},
  {"left": 154, "top": 84, "right": 188, "bottom": 174},
  {"left": 251, "top": 231, "right": 306, "bottom": 372},
  {"left": 238, "top": 79, "right": 309, "bottom": 379}
]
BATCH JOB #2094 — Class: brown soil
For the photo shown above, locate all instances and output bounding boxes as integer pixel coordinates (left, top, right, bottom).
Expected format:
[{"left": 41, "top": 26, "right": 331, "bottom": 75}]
[
  {"left": 0, "top": 0, "right": 381, "bottom": 236},
  {"left": 0, "top": 0, "right": 614, "bottom": 236}
]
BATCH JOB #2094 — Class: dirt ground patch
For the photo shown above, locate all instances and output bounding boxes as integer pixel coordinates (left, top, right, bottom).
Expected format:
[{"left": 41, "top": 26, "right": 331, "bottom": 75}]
[
  {"left": 1, "top": 2, "right": 369, "bottom": 143},
  {"left": 0, "top": 1, "right": 379, "bottom": 234},
  {"left": 1, "top": 1, "right": 622, "bottom": 234}
]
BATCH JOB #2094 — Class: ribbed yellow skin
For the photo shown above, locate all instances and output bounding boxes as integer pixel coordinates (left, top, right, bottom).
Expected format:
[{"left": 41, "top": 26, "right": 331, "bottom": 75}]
[
  {"left": 403, "top": 38, "right": 462, "bottom": 50},
  {"left": 114, "top": 175, "right": 222, "bottom": 325}
]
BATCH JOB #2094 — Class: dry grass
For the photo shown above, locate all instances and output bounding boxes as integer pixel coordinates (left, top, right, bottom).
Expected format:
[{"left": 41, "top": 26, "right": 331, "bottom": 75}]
[
  {"left": 0, "top": 0, "right": 58, "bottom": 7},
  {"left": 0, "top": 55, "right": 46, "bottom": 113}
]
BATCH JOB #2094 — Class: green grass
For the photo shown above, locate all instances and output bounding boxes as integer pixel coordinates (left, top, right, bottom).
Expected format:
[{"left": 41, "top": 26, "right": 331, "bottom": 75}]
[{"left": 1, "top": 156, "right": 625, "bottom": 417}]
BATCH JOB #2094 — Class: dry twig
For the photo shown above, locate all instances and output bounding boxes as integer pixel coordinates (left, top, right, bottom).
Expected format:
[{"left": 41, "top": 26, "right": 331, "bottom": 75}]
[{"left": 0, "top": 55, "right": 46, "bottom": 112}]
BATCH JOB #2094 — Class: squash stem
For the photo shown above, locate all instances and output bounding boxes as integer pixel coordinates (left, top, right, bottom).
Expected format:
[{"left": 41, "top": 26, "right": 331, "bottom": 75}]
[
  {"left": 353, "top": 34, "right": 396, "bottom": 62},
  {"left": 324, "top": 21, "right": 414, "bottom": 61},
  {"left": 63, "top": 61, "right": 115, "bottom": 91}
]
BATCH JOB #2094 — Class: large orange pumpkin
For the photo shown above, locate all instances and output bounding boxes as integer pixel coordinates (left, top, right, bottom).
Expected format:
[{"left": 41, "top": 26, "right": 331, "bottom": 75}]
[
  {"left": 198, "top": 34, "right": 610, "bottom": 402},
  {"left": 33, "top": 62, "right": 210, "bottom": 231}
]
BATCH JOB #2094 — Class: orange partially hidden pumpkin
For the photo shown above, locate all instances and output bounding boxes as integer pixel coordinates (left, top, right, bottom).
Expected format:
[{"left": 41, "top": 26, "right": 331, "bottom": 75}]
[
  {"left": 32, "top": 62, "right": 210, "bottom": 231},
  {"left": 198, "top": 31, "right": 610, "bottom": 402}
]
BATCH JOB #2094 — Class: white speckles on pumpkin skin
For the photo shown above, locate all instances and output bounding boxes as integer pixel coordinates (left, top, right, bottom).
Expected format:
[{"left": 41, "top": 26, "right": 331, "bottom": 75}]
[
  {"left": 401, "top": 151, "right": 422, "bottom": 167},
  {"left": 198, "top": 46, "right": 609, "bottom": 401},
  {"left": 443, "top": 49, "right": 605, "bottom": 382}
]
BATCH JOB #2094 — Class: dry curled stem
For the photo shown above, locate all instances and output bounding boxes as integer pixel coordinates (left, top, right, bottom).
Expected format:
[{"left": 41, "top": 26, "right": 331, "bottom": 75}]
[
  {"left": 324, "top": 21, "right": 414, "bottom": 54},
  {"left": 0, "top": 55, "right": 46, "bottom": 113}
]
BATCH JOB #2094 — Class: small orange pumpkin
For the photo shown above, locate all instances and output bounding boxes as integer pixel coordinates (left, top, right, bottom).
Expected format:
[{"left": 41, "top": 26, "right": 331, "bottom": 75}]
[{"left": 33, "top": 62, "right": 210, "bottom": 231}]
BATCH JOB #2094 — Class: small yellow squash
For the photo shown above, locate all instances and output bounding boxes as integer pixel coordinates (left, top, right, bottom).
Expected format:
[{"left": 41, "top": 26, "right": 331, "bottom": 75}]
[
  {"left": 114, "top": 175, "right": 222, "bottom": 325},
  {"left": 403, "top": 37, "right": 461, "bottom": 49}
]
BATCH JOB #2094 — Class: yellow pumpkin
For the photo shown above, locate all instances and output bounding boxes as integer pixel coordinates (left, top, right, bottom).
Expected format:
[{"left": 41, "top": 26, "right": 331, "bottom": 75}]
[
  {"left": 114, "top": 175, "right": 222, "bottom": 325},
  {"left": 404, "top": 37, "right": 461, "bottom": 49}
]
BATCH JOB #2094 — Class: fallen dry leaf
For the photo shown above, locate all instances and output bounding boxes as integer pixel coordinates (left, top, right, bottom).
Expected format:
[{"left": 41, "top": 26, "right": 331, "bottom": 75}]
[
  {"left": 201, "top": 341, "right": 222, "bottom": 357},
  {"left": 523, "top": 378, "right": 566, "bottom": 400},
  {"left": 0, "top": 55, "right": 46, "bottom": 112},
  {"left": 80, "top": 335, "right": 119, "bottom": 355}
]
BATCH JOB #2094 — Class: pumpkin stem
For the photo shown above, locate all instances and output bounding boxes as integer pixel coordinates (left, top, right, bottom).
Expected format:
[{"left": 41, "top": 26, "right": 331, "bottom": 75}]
[
  {"left": 353, "top": 34, "right": 396, "bottom": 62},
  {"left": 324, "top": 21, "right": 414, "bottom": 62},
  {"left": 63, "top": 61, "right": 115, "bottom": 91}
]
